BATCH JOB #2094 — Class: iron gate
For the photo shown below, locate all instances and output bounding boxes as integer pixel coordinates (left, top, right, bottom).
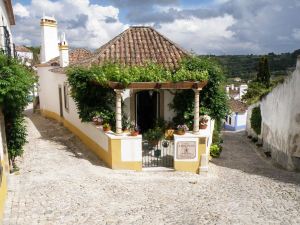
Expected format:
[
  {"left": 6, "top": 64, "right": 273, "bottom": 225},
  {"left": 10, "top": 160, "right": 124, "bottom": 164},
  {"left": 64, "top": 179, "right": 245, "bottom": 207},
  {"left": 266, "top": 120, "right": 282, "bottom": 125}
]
[{"left": 142, "top": 139, "right": 174, "bottom": 168}]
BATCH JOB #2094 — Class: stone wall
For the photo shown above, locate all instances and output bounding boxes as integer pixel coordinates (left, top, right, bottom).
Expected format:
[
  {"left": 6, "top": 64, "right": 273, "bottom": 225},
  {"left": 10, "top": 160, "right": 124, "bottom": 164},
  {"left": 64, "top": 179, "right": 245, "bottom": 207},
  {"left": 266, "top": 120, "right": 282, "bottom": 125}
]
[{"left": 249, "top": 58, "right": 300, "bottom": 170}]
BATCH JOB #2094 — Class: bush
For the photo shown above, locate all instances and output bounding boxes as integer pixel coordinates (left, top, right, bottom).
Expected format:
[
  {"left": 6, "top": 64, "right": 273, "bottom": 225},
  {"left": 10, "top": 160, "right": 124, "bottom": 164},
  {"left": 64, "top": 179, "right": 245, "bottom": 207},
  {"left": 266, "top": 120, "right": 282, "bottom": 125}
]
[
  {"left": 210, "top": 144, "right": 222, "bottom": 158},
  {"left": 0, "top": 54, "right": 35, "bottom": 164},
  {"left": 250, "top": 106, "right": 262, "bottom": 135}
]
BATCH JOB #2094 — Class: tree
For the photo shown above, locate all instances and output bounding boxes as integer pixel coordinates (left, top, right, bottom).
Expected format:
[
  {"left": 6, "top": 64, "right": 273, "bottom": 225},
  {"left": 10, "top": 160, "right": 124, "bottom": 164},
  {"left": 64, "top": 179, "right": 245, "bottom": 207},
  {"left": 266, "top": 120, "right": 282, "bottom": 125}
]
[{"left": 257, "top": 56, "right": 271, "bottom": 87}]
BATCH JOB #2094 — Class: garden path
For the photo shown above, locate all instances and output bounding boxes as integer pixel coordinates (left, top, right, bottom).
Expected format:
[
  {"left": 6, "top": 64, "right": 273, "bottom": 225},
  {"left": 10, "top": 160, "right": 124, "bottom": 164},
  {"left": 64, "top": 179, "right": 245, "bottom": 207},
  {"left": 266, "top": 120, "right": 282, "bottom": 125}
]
[{"left": 3, "top": 108, "right": 300, "bottom": 225}]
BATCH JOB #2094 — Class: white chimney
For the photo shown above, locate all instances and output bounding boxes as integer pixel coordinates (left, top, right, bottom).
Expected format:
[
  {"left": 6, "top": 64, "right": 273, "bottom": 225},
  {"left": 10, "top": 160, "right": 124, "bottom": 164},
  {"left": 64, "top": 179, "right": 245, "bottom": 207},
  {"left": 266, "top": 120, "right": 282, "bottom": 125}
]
[
  {"left": 297, "top": 56, "right": 300, "bottom": 71},
  {"left": 59, "top": 33, "right": 69, "bottom": 68},
  {"left": 40, "top": 15, "right": 59, "bottom": 63}
]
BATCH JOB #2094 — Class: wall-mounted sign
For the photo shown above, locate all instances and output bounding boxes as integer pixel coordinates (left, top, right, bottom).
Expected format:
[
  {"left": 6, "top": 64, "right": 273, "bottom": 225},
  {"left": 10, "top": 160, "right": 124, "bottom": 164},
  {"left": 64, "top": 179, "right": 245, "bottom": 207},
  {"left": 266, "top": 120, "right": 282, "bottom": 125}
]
[{"left": 176, "top": 141, "right": 196, "bottom": 160}]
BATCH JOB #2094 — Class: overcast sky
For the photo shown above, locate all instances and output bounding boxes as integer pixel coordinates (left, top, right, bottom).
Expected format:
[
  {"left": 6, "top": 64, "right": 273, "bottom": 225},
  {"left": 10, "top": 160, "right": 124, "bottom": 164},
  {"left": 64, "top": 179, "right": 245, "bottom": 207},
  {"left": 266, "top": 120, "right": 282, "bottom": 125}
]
[{"left": 12, "top": 0, "right": 300, "bottom": 55}]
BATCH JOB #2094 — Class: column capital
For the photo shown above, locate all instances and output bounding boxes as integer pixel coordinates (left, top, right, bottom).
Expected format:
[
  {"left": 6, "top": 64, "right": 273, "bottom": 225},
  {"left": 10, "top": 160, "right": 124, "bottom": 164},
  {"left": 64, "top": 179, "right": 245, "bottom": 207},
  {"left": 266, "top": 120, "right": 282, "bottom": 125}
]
[
  {"left": 114, "top": 89, "right": 124, "bottom": 95},
  {"left": 193, "top": 88, "right": 201, "bottom": 93}
]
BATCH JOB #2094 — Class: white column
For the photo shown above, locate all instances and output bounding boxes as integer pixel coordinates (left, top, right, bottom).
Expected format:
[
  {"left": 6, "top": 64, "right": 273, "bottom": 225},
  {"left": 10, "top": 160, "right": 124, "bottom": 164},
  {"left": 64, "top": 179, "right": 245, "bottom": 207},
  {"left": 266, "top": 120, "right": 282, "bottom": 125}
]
[
  {"left": 193, "top": 89, "right": 200, "bottom": 133},
  {"left": 115, "top": 89, "right": 123, "bottom": 135}
]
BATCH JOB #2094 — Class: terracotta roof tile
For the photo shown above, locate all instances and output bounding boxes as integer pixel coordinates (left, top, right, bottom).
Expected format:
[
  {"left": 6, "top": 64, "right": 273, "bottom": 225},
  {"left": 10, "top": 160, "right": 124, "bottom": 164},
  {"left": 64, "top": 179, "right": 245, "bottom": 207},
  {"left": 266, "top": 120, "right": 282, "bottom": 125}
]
[
  {"left": 76, "top": 26, "right": 189, "bottom": 70},
  {"left": 48, "top": 48, "right": 92, "bottom": 66},
  {"left": 15, "top": 46, "right": 31, "bottom": 52},
  {"left": 229, "top": 99, "right": 248, "bottom": 113}
]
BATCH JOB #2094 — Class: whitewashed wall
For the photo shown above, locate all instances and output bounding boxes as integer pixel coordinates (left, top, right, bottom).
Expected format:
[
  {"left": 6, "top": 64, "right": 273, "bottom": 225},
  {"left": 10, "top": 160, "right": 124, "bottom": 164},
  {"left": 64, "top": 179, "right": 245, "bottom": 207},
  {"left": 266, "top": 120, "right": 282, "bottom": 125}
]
[
  {"left": 38, "top": 67, "right": 109, "bottom": 151},
  {"left": 259, "top": 62, "right": 300, "bottom": 170},
  {"left": 0, "top": 0, "right": 13, "bottom": 55},
  {"left": 237, "top": 112, "right": 247, "bottom": 127},
  {"left": 38, "top": 68, "right": 142, "bottom": 163},
  {"left": 163, "top": 90, "right": 176, "bottom": 122}
]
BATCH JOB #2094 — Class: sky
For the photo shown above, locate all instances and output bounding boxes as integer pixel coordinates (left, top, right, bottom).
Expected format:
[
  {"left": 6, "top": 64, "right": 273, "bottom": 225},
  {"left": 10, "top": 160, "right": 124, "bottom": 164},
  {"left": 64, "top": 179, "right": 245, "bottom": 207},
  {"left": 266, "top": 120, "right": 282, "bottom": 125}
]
[{"left": 11, "top": 0, "right": 300, "bottom": 55}]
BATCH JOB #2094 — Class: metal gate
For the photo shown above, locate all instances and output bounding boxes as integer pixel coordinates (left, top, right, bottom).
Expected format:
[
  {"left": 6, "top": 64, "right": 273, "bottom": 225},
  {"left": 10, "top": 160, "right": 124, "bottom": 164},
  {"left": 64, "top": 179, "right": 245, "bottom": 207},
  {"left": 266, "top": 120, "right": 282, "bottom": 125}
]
[{"left": 142, "top": 139, "right": 174, "bottom": 168}]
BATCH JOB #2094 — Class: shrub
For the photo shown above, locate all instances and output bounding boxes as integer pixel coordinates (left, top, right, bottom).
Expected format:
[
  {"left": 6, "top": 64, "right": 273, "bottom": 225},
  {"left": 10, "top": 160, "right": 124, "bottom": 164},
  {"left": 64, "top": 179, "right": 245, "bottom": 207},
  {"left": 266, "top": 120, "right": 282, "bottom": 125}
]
[
  {"left": 0, "top": 54, "right": 35, "bottom": 165},
  {"left": 210, "top": 144, "right": 222, "bottom": 158},
  {"left": 250, "top": 106, "right": 262, "bottom": 135}
]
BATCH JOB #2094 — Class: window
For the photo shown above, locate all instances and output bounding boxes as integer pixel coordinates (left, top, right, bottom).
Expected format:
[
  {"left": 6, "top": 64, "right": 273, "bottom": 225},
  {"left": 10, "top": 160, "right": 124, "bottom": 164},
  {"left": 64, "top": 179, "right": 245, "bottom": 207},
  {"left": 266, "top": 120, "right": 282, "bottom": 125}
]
[
  {"left": 228, "top": 116, "right": 232, "bottom": 125},
  {"left": 63, "top": 82, "right": 69, "bottom": 111}
]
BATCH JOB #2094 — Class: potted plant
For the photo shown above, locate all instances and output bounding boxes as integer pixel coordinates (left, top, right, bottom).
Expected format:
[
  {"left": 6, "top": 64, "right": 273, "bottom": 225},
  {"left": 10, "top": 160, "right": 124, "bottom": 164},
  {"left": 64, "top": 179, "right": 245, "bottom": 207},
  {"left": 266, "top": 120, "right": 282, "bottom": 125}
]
[
  {"left": 143, "top": 127, "right": 163, "bottom": 146},
  {"left": 176, "top": 124, "right": 189, "bottom": 135},
  {"left": 102, "top": 123, "right": 111, "bottom": 132},
  {"left": 92, "top": 114, "right": 103, "bottom": 126},
  {"left": 200, "top": 115, "right": 209, "bottom": 129},
  {"left": 164, "top": 122, "right": 175, "bottom": 140},
  {"left": 129, "top": 125, "right": 139, "bottom": 136}
]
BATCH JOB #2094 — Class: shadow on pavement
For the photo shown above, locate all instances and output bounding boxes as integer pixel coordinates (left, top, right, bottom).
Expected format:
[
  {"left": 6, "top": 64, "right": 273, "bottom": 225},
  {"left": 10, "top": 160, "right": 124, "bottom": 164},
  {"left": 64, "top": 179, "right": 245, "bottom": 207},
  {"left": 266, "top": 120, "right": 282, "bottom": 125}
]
[{"left": 211, "top": 131, "right": 300, "bottom": 185}]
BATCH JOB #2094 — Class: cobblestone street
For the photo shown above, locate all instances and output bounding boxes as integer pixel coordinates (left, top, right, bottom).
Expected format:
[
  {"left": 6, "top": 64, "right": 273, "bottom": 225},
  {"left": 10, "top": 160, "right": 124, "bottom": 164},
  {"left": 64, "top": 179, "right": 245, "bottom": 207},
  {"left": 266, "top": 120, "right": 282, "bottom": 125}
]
[{"left": 3, "top": 109, "right": 300, "bottom": 225}]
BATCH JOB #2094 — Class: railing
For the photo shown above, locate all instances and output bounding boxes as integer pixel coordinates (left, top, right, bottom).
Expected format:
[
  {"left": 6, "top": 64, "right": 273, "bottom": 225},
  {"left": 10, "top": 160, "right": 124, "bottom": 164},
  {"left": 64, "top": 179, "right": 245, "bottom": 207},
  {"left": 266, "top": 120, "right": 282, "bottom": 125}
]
[{"left": 142, "top": 139, "right": 174, "bottom": 168}]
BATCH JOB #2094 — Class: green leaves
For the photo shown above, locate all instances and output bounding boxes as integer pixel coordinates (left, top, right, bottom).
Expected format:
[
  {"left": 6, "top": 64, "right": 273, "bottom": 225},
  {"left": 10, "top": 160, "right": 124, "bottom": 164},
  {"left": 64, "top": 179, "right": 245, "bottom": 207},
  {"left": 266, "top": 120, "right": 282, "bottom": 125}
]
[
  {"left": 0, "top": 53, "right": 36, "bottom": 161},
  {"left": 67, "top": 58, "right": 209, "bottom": 87},
  {"left": 251, "top": 106, "right": 262, "bottom": 135}
]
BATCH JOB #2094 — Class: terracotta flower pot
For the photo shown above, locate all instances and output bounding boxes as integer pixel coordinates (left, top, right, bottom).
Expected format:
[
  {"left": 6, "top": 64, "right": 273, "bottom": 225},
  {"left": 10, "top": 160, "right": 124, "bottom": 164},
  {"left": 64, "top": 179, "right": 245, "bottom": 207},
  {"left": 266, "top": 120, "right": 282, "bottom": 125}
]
[
  {"left": 165, "top": 129, "right": 174, "bottom": 140},
  {"left": 200, "top": 124, "right": 208, "bottom": 129},
  {"left": 176, "top": 129, "right": 185, "bottom": 135},
  {"left": 103, "top": 127, "right": 111, "bottom": 132},
  {"left": 130, "top": 131, "right": 139, "bottom": 136}
]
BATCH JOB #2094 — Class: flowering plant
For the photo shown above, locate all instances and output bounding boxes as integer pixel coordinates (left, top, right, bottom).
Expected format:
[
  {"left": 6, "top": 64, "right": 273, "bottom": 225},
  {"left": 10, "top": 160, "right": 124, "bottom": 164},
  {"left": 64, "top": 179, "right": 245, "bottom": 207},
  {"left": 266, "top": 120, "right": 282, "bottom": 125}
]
[{"left": 177, "top": 124, "right": 189, "bottom": 131}]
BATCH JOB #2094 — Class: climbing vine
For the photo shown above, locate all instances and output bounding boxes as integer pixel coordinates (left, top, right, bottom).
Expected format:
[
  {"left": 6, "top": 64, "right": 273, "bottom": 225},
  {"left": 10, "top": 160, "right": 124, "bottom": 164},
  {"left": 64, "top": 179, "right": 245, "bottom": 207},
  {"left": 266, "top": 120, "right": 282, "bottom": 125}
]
[
  {"left": 170, "top": 56, "right": 229, "bottom": 126},
  {"left": 67, "top": 57, "right": 209, "bottom": 130},
  {"left": 0, "top": 54, "right": 36, "bottom": 166}
]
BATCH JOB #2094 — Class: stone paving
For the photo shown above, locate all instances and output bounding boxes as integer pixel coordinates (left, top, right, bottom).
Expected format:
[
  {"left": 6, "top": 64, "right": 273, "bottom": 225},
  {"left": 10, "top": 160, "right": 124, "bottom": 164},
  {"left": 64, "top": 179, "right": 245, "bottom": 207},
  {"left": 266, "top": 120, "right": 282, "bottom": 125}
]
[{"left": 3, "top": 109, "right": 300, "bottom": 225}]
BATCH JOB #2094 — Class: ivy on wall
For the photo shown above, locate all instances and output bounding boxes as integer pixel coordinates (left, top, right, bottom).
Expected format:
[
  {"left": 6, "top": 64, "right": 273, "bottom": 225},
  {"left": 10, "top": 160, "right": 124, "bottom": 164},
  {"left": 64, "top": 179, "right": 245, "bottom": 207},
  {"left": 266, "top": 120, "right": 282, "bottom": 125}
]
[
  {"left": 250, "top": 106, "right": 262, "bottom": 135},
  {"left": 67, "top": 56, "right": 210, "bottom": 130},
  {"left": 170, "top": 56, "right": 229, "bottom": 127},
  {"left": 0, "top": 54, "right": 36, "bottom": 166}
]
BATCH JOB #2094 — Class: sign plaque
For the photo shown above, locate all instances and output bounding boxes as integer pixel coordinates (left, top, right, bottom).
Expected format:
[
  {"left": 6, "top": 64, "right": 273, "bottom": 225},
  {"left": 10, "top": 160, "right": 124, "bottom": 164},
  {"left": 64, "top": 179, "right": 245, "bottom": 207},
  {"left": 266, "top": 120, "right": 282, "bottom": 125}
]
[{"left": 176, "top": 141, "right": 196, "bottom": 160}]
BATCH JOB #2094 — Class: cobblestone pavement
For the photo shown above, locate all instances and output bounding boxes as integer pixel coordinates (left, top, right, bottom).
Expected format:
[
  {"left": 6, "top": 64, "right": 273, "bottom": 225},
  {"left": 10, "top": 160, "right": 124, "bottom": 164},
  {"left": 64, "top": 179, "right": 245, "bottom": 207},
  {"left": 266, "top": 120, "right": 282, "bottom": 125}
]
[{"left": 3, "top": 109, "right": 300, "bottom": 225}]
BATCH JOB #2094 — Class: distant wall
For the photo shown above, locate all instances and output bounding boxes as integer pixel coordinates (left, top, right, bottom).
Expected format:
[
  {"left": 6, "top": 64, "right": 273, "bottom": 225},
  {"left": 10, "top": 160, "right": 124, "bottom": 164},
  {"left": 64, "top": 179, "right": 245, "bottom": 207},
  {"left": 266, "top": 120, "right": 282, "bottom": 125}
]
[{"left": 246, "top": 60, "right": 300, "bottom": 170}]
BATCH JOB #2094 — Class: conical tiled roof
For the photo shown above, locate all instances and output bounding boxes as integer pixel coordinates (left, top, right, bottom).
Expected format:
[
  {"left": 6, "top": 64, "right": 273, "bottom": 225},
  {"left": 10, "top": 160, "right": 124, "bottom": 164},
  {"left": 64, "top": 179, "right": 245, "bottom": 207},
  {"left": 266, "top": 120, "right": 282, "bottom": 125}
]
[{"left": 76, "top": 26, "right": 189, "bottom": 70}]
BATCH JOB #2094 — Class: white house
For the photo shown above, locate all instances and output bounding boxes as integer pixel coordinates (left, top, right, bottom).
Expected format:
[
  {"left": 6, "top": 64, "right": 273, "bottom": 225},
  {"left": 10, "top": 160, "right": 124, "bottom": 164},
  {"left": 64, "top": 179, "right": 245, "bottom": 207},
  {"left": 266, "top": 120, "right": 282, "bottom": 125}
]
[
  {"left": 15, "top": 45, "right": 33, "bottom": 66},
  {"left": 0, "top": 0, "right": 14, "bottom": 57},
  {"left": 224, "top": 99, "right": 248, "bottom": 131},
  {"left": 37, "top": 16, "right": 214, "bottom": 174}
]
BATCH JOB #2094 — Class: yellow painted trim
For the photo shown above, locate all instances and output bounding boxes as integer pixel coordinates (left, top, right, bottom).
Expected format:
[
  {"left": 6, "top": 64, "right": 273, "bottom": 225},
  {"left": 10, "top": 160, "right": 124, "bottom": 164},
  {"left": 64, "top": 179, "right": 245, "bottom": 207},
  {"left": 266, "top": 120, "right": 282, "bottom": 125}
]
[
  {"left": 110, "top": 139, "right": 142, "bottom": 171},
  {"left": 59, "top": 45, "right": 69, "bottom": 50},
  {"left": 40, "top": 109, "right": 141, "bottom": 171},
  {"left": 40, "top": 20, "right": 57, "bottom": 27},
  {"left": 174, "top": 137, "right": 207, "bottom": 174},
  {"left": 40, "top": 109, "right": 111, "bottom": 168},
  {"left": 0, "top": 160, "right": 7, "bottom": 222}
]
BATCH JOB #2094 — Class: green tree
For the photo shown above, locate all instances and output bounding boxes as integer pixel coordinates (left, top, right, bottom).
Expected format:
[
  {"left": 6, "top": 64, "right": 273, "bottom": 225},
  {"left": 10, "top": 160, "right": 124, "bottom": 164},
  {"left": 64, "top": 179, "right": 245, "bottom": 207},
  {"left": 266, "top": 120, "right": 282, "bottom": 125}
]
[{"left": 257, "top": 56, "right": 271, "bottom": 87}]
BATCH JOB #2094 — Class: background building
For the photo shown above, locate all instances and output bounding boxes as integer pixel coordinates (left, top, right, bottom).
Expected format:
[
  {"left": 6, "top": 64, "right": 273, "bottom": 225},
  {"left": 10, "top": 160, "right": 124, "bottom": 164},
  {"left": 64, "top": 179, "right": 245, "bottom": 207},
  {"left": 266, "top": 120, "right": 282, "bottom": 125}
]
[{"left": 0, "top": 0, "right": 15, "bottom": 57}]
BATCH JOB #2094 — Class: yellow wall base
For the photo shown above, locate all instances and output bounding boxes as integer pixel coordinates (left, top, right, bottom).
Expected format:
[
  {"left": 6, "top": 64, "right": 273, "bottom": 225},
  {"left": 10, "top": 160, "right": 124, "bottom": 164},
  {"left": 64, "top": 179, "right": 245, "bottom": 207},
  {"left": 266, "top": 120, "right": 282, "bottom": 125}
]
[
  {"left": 0, "top": 160, "right": 7, "bottom": 222},
  {"left": 174, "top": 138, "right": 208, "bottom": 174},
  {"left": 40, "top": 110, "right": 142, "bottom": 171}
]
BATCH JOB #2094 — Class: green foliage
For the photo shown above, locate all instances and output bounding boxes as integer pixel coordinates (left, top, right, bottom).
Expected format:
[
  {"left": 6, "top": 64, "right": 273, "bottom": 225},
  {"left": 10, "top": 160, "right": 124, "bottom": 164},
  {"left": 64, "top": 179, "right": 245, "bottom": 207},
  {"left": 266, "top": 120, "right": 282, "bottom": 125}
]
[
  {"left": 67, "top": 57, "right": 209, "bottom": 130},
  {"left": 257, "top": 56, "right": 271, "bottom": 87},
  {"left": 210, "top": 144, "right": 222, "bottom": 158},
  {"left": 67, "top": 67, "right": 116, "bottom": 124},
  {"left": 170, "top": 57, "right": 229, "bottom": 128},
  {"left": 26, "top": 46, "right": 40, "bottom": 65},
  {"left": 69, "top": 60, "right": 208, "bottom": 88},
  {"left": 0, "top": 54, "right": 36, "bottom": 162},
  {"left": 210, "top": 49, "right": 299, "bottom": 79},
  {"left": 250, "top": 106, "right": 262, "bottom": 135},
  {"left": 143, "top": 127, "right": 164, "bottom": 143}
]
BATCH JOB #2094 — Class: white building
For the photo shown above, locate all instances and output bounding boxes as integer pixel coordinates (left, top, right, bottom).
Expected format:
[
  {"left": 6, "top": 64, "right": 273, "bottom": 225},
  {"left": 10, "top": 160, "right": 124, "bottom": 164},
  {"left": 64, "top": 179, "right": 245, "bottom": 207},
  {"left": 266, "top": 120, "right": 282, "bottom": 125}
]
[
  {"left": 226, "top": 84, "right": 248, "bottom": 100},
  {"left": 15, "top": 45, "right": 33, "bottom": 66},
  {"left": 224, "top": 99, "right": 248, "bottom": 131},
  {"left": 0, "top": 0, "right": 15, "bottom": 57},
  {"left": 36, "top": 17, "right": 214, "bottom": 173}
]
